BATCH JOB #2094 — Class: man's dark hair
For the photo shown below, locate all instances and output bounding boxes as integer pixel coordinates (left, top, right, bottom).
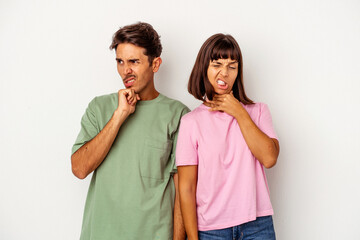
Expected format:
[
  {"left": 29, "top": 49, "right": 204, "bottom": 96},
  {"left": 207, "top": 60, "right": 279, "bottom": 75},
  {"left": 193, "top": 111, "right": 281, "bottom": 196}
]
[
  {"left": 188, "top": 33, "right": 253, "bottom": 104},
  {"left": 109, "top": 22, "right": 162, "bottom": 65}
]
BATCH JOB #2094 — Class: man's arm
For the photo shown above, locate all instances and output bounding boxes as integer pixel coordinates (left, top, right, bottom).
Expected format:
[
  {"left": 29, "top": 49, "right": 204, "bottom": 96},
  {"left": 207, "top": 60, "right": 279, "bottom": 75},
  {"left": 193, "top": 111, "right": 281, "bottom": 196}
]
[
  {"left": 71, "top": 89, "right": 139, "bottom": 179},
  {"left": 173, "top": 173, "right": 186, "bottom": 240}
]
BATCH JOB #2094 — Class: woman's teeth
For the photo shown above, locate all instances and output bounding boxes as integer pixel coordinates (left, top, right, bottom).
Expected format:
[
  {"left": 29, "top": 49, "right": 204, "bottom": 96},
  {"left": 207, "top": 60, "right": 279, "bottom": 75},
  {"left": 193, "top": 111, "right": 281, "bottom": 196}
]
[{"left": 217, "top": 80, "right": 226, "bottom": 86}]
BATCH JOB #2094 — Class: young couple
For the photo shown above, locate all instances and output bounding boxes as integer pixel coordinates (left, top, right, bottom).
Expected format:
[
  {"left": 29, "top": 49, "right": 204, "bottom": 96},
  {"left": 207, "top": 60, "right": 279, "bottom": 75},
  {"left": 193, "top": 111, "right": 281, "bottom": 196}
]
[{"left": 72, "top": 22, "right": 279, "bottom": 240}]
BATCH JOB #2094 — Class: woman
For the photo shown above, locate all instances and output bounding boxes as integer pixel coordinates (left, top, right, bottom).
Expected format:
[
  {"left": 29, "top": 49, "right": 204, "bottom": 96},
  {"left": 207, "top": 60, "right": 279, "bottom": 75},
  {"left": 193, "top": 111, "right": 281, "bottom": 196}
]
[{"left": 176, "top": 34, "right": 280, "bottom": 240}]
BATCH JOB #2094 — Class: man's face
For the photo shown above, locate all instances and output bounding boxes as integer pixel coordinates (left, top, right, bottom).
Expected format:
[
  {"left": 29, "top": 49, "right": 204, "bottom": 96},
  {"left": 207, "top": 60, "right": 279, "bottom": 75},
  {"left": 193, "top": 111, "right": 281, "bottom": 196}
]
[{"left": 116, "top": 43, "right": 158, "bottom": 96}]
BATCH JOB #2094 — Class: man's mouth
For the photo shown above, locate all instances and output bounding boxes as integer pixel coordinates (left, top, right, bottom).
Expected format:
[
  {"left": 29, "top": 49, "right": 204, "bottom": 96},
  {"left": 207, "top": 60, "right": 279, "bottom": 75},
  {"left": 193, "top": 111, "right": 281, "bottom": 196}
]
[{"left": 124, "top": 76, "right": 136, "bottom": 88}]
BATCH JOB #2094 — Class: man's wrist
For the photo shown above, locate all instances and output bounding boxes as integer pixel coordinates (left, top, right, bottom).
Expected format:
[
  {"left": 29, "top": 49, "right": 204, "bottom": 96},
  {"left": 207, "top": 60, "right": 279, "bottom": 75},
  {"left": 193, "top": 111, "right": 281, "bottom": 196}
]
[{"left": 113, "top": 108, "right": 130, "bottom": 121}]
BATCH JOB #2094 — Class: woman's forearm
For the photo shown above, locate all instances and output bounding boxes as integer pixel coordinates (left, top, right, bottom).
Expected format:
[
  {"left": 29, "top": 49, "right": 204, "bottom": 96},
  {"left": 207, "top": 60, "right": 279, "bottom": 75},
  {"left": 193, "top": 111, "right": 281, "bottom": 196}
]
[
  {"left": 234, "top": 108, "right": 279, "bottom": 168},
  {"left": 178, "top": 166, "right": 199, "bottom": 240}
]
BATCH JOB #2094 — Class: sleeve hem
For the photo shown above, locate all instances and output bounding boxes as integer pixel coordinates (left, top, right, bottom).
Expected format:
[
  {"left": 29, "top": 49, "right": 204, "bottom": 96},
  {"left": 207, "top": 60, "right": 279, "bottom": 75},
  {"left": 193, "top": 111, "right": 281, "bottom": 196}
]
[{"left": 176, "top": 162, "right": 198, "bottom": 166}]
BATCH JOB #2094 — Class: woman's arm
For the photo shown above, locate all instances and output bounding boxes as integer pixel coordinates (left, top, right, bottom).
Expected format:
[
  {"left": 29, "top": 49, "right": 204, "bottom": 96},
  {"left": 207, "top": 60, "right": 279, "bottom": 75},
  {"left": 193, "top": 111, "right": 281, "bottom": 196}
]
[
  {"left": 178, "top": 165, "right": 199, "bottom": 240},
  {"left": 207, "top": 94, "right": 279, "bottom": 168},
  {"left": 234, "top": 109, "right": 279, "bottom": 168}
]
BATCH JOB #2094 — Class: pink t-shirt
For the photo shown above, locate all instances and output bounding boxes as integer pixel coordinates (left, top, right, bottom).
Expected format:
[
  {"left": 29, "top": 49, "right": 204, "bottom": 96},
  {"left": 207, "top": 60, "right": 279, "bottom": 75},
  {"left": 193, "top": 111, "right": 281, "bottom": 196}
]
[{"left": 176, "top": 103, "right": 278, "bottom": 231}]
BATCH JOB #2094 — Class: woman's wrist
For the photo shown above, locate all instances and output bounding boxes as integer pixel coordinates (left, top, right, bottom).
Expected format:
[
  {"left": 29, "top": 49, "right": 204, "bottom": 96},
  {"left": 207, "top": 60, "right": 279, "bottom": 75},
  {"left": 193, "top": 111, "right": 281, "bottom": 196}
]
[{"left": 233, "top": 103, "right": 248, "bottom": 120}]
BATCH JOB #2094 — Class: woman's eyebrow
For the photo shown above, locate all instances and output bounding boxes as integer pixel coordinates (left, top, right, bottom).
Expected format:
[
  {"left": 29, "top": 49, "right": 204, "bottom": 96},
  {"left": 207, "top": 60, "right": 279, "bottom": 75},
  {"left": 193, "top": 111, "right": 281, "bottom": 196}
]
[{"left": 212, "top": 60, "right": 238, "bottom": 64}]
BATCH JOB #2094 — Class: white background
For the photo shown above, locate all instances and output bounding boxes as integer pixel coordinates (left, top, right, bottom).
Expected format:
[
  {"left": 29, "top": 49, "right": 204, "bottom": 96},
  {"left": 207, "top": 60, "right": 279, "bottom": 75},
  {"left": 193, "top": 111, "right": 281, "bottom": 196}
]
[{"left": 1, "top": 0, "right": 359, "bottom": 239}]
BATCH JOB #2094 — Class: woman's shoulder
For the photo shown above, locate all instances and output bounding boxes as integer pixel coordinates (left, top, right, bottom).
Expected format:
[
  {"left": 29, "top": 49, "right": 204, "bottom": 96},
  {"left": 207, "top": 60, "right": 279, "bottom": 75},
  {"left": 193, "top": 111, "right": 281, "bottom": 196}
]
[
  {"left": 179, "top": 104, "right": 208, "bottom": 123},
  {"left": 244, "top": 102, "right": 269, "bottom": 112},
  {"left": 244, "top": 102, "right": 274, "bottom": 120}
]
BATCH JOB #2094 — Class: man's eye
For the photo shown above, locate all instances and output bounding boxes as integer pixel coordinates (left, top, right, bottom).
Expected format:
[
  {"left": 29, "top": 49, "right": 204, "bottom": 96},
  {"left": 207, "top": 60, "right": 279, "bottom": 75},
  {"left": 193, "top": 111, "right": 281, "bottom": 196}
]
[
  {"left": 117, "top": 60, "right": 123, "bottom": 64},
  {"left": 212, "top": 64, "right": 220, "bottom": 67},
  {"left": 229, "top": 66, "right": 237, "bottom": 69}
]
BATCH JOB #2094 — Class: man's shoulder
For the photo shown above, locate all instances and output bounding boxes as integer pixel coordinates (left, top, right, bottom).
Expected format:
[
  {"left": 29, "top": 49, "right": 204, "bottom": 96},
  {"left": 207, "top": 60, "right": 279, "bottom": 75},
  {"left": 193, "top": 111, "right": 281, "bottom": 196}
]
[
  {"left": 158, "top": 94, "right": 190, "bottom": 112},
  {"left": 88, "top": 92, "right": 117, "bottom": 109},
  {"left": 93, "top": 92, "right": 118, "bottom": 104}
]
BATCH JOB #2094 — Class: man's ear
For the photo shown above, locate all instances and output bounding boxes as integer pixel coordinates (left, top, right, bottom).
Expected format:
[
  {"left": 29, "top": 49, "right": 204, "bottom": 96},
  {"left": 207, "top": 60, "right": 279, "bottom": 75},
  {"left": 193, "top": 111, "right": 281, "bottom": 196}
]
[{"left": 152, "top": 57, "right": 162, "bottom": 73}]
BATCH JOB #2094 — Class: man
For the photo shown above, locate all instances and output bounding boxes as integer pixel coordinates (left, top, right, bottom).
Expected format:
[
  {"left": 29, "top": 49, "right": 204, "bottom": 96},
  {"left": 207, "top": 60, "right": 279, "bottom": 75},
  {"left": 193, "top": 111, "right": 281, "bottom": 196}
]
[{"left": 71, "top": 22, "right": 189, "bottom": 240}]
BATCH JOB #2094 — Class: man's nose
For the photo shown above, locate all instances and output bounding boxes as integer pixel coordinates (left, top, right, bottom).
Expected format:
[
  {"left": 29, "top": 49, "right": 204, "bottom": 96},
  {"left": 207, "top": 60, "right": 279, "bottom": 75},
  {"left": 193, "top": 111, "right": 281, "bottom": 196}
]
[{"left": 124, "top": 64, "right": 133, "bottom": 75}]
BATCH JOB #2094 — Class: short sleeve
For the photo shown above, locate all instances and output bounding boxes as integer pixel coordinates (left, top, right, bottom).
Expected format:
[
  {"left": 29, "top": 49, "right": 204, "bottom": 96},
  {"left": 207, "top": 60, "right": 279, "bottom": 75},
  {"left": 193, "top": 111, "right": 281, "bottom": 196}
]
[
  {"left": 169, "top": 107, "right": 190, "bottom": 174},
  {"left": 175, "top": 115, "right": 198, "bottom": 166},
  {"left": 71, "top": 98, "right": 100, "bottom": 155},
  {"left": 258, "top": 103, "right": 278, "bottom": 140}
]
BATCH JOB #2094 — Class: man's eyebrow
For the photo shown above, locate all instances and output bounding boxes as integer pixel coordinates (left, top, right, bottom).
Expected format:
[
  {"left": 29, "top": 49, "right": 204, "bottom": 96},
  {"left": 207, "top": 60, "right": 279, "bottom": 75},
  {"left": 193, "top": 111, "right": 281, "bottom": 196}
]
[{"left": 115, "top": 58, "right": 122, "bottom": 61}]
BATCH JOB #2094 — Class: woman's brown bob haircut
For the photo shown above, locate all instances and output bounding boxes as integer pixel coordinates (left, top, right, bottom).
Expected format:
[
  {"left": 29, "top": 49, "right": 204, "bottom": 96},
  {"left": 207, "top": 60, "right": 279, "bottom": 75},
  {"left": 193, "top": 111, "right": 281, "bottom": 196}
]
[
  {"left": 109, "top": 22, "right": 162, "bottom": 66},
  {"left": 188, "top": 33, "right": 253, "bottom": 104}
]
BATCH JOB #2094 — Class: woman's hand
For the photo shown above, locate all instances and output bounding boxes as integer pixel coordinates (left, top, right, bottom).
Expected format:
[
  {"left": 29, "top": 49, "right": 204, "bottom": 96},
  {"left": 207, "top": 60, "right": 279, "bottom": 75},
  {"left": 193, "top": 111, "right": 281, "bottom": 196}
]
[
  {"left": 205, "top": 91, "right": 245, "bottom": 118},
  {"left": 205, "top": 92, "right": 279, "bottom": 168}
]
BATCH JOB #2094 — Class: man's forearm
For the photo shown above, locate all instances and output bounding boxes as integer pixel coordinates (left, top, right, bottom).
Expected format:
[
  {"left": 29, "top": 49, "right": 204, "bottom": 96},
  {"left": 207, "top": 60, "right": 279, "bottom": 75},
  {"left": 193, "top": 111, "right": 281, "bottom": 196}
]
[
  {"left": 71, "top": 109, "right": 128, "bottom": 179},
  {"left": 173, "top": 173, "right": 186, "bottom": 240}
]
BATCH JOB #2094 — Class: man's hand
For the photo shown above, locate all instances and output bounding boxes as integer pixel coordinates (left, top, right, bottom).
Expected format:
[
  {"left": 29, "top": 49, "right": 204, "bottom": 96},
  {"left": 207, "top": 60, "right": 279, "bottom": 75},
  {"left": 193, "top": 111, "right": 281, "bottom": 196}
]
[
  {"left": 117, "top": 89, "right": 141, "bottom": 116},
  {"left": 71, "top": 89, "right": 140, "bottom": 179}
]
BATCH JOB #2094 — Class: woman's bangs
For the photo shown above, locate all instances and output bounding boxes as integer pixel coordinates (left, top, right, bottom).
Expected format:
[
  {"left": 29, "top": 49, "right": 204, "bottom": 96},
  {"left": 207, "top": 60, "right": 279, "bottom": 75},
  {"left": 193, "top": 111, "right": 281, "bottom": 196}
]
[{"left": 210, "top": 40, "right": 240, "bottom": 61}]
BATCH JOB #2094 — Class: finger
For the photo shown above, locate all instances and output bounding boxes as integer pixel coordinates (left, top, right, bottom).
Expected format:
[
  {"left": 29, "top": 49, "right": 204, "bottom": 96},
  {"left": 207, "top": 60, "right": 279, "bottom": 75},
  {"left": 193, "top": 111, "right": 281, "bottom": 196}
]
[
  {"left": 123, "top": 88, "right": 135, "bottom": 98},
  {"left": 131, "top": 96, "right": 137, "bottom": 104},
  {"left": 207, "top": 100, "right": 221, "bottom": 106},
  {"left": 120, "top": 89, "right": 128, "bottom": 96},
  {"left": 213, "top": 95, "right": 226, "bottom": 101},
  {"left": 127, "top": 93, "right": 134, "bottom": 100},
  {"left": 205, "top": 102, "right": 215, "bottom": 108},
  {"left": 131, "top": 94, "right": 140, "bottom": 104},
  {"left": 126, "top": 91, "right": 133, "bottom": 100},
  {"left": 119, "top": 90, "right": 129, "bottom": 102},
  {"left": 209, "top": 103, "right": 217, "bottom": 108},
  {"left": 130, "top": 89, "right": 136, "bottom": 98},
  {"left": 203, "top": 102, "right": 212, "bottom": 108},
  {"left": 208, "top": 106, "right": 220, "bottom": 112}
]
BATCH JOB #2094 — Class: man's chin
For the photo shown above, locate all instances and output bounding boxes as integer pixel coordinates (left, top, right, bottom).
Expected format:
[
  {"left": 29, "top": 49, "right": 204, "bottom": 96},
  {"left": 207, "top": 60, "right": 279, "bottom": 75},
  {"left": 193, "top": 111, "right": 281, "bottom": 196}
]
[{"left": 125, "top": 86, "right": 138, "bottom": 93}]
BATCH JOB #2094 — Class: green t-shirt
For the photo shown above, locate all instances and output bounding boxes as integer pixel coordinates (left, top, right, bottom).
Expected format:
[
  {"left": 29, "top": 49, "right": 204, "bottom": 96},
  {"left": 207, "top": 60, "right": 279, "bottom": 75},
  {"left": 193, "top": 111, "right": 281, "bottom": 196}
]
[{"left": 72, "top": 93, "right": 190, "bottom": 240}]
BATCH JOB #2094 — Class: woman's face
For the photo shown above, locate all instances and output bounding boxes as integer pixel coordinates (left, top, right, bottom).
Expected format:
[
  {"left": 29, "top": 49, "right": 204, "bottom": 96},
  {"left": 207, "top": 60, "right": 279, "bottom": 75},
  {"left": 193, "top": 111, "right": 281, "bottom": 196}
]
[{"left": 207, "top": 58, "right": 238, "bottom": 95}]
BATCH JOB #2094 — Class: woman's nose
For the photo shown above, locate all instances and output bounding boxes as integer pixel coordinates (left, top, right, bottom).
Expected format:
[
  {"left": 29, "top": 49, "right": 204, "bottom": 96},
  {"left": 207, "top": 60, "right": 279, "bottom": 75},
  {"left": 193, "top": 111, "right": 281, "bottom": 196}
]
[{"left": 219, "top": 67, "right": 228, "bottom": 77}]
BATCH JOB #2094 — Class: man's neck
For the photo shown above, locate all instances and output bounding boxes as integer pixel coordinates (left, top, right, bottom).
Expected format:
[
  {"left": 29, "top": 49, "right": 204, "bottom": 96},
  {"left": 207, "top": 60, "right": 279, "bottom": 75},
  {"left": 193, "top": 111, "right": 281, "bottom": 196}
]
[{"left": 139, "top": 89, "right": 159, "bottom": 101}]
